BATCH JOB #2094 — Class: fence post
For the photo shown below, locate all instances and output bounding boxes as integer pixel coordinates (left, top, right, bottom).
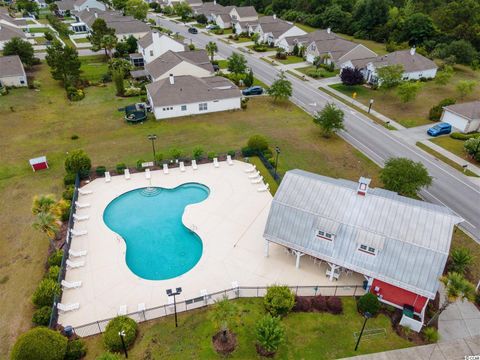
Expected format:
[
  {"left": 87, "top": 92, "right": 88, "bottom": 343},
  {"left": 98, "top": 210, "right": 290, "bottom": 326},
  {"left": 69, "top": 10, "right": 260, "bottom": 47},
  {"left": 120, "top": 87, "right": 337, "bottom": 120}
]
[
  {"left": 97, "top": 321, "right": 101, "bottom": 333},
  {"left": 256, "top": 287, "right": 258, "bottom": 297},
  {"left": 334, "top": 286, "right": 337, "bottom": 296}
]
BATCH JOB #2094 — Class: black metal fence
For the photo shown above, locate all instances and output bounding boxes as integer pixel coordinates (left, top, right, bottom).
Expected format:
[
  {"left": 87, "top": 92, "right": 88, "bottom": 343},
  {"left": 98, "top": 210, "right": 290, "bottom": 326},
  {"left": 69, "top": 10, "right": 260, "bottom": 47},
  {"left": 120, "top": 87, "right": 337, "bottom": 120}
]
[
  {"left": 49, "top": 174, "right": 80, "bottom": 329},
  {"left": 71, "top": 284, "right": 364, "bottom": 337},
  {"left": 257, "top": 152, "right": 282, "bottom": 183}
]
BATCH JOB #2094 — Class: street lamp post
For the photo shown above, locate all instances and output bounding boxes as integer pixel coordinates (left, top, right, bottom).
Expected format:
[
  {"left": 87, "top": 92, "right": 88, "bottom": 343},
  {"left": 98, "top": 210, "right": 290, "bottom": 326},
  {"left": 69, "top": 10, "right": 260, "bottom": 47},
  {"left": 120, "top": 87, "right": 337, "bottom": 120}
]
[
  {"left": 274, "top": 146, "right": 280, "bottom": 177},
  {"left": 166, "top": 287, "right": 182, "bottom": 328},
  {"left": 147, "top": 134, "right": 157, "bottom": 164},
  {"left": 368, "top": 99, "right": 374, "bottom": 113},
  {"left": 118, "top": 330, "right": 128, "bottom": 358},
  {"left": 354, "top": 311, "right": 372, "bottom": 351}
]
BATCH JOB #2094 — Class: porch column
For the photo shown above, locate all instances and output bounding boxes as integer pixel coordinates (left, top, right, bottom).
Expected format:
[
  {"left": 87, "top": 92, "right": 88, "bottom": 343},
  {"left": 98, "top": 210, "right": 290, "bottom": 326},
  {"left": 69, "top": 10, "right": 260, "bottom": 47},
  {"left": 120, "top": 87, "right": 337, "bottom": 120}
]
[
  {"left": 264, "top": 240, "right": 269, "bottom": 257},
  {"left": 293, "top": 250, "right": 305, "bottom": 269},
  {"left": 327, "top": 263, "right": 339, "bottom": 281}
]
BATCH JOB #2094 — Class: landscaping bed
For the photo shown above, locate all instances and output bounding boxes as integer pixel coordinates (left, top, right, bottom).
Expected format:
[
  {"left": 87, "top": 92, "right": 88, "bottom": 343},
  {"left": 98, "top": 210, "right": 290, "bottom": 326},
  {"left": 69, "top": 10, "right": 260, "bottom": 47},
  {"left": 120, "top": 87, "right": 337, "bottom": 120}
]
[
  {"left": 298, "top": 65, "right": 338, "bottom": 79},
  {"left": 269, "top": 55, "right": 305, "bottom": 65}
]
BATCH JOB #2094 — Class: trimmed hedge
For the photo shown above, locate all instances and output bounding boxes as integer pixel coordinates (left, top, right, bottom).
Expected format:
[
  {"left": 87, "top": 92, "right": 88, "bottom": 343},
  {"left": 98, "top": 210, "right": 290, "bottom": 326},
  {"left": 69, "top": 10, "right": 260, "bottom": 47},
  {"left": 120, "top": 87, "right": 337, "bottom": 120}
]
[
  {"left": 64, "top": 339, "right": 87, "bottom": 360},
  {"left": 103, "top": 316, "right": 138, "bottom": 352},
  {"left": 48, "top": 250, "right": 63, "bottom": 267},
  {"left": 46, "top": 265, "right": 60, "bottom": 280},
  {"left": 326, "top": 296, "right": 343, "bottom": 314},
  {"left": 32, "top": 306, "right": 52, "bottom": 326},
  {"left": 450, "top": 132, "right": 480, "bottom": 140},
  {"left": 11, "top": 327, "right": 68, "bottom": 360},
  {"left": 32, "top": 278, "right": 61, "bottom": 308}
]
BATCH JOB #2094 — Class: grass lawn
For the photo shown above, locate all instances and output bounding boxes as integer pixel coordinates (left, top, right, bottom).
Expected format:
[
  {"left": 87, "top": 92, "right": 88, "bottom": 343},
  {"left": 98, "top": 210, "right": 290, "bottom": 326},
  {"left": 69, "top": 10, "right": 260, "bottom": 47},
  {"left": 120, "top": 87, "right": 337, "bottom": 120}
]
[
  {"left": 232, "top": 36, "right": 252, "bottom": 43},
  {"left": 297, "top": 65, "right": 339, "bottom": 79},
  {"left": 249, "top": 156, "right": 279, "bottom": 194},
  {"left": 34, "top": 37, "right": 46, "bottom": 44},
  {"left": 27, "top": 27, "right": 48, "bottom": 33},
  {"left": 82, "top": 297, "right": 411, "bottom": 359},
  {"left": 74, "top": 37, "right": 91, "bottom": 44},
  {"left": 217, "top": 59, "right": 228, "bottom": 69},
  {"left": 0, "top": 62, "right": 382, "bottom": 358},
  {"left": 26, "top": 19, "right": 36, "bottom": 25},
  {"left": 80, "top": 55, "right": 109, "bottom": 82},
  {"left": 430, "top": 136, "right": 480, "bottom": 166},
  {"left": 451, "top": 228, "right": 480, "bottom": 283},
  {"left": 330, "top": 66, "right": 480, "bottom": 128},
  {"left": 268, "top": 55, "right": 305, "bottom": 65},
  {"left": 261, "top": 57, "right": 278, "bottom": 66}
]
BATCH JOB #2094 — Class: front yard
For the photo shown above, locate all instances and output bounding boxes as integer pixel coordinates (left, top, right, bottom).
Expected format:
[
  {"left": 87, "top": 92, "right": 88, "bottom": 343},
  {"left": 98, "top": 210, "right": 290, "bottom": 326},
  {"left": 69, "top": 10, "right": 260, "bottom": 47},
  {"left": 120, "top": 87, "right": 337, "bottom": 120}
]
[
  {"left": 269, "top": 54, "right": 305, "bottom": 65},
  {"left": 297, "top": 65, "right": 339, "bottom": 79},
  {"left": 430, "top": 136, "right": 479, "bottom": 165}
]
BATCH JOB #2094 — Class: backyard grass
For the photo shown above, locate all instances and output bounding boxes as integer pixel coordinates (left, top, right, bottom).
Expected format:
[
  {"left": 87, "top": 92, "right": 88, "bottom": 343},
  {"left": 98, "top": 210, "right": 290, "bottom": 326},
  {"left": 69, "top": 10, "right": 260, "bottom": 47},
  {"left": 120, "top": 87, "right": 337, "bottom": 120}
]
[
  {"left": 249, "top": 156, "right": 279, "bottom": 194},
  {"left": 74, "top": 37, "right": 91, "bottom": 44},
  {"left": 0, "top": 62, "right": 381, "bottom": 358},
  {"left": 217, "top": 59, "right": 228, "bottom": 69},
  {"left": 80, "top": 55, "right": 109, "bottom": 82},
  {"left": 297, "top": 65, "right": 339, "bottom": 79},
  {"left": 34, "top": 37, "right": 46, "bottom": 44},
  {"left": 330, "top": 66, "right": 480, "bottom": 128},
  {"left": 27, "top": 27, "right": 48, "bottom": 33},
  {"left": 268, "top": 55, "right": 305, "bottom": 65},
  {"left": 451, "top": 228, "right": 480, "bottom": 283},
  {"left": 82, "top": 297, "right": 411, "bottom": 359},
  {"left": 431, "top": 136, "right": 480, "bottom": 166}
]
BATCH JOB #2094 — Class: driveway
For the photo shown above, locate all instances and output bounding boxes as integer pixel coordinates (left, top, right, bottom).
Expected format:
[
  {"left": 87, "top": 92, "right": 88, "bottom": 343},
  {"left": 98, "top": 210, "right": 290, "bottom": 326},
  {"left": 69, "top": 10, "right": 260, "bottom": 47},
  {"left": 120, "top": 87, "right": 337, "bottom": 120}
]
[{"left": 393, "top": 124, "right": 435, "bottom": 145}]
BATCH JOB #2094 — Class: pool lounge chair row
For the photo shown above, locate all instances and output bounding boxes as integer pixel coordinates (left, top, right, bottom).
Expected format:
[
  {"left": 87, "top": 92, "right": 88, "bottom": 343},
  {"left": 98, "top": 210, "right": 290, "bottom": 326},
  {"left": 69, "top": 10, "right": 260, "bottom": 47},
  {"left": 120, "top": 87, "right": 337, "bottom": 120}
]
[{"left": 244, "top": 164, "right": 270, "bottom": 192}]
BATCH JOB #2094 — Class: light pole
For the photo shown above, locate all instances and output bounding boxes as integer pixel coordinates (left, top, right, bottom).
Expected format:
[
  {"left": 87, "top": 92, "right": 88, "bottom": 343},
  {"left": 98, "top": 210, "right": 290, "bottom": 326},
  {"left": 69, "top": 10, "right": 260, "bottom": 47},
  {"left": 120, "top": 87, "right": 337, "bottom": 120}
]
[
  {"left": 147, "top": 134, "right": 157, "bottom": 164},
  {"left": 166, "top": 287, "right": 182, "bottom": 328},
  {"left": 354, "top": 311, "right": 372, "bottom": 351},
  {"left": 118, "top": 330, "right": 128, "bottom": 358},
  {"left": 274, "top": 146, "right": 280, "bottom": 177},
  {"left": 368, "top": 99, "right": 374, "bottom": 113}
]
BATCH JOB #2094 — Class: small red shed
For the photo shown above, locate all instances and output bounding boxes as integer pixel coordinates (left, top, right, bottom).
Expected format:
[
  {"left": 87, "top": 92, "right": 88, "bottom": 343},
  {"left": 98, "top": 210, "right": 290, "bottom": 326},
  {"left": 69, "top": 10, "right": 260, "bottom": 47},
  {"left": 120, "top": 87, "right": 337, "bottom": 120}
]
[{"left": 29, "top": 156, "right": 49, "bottom": 172}]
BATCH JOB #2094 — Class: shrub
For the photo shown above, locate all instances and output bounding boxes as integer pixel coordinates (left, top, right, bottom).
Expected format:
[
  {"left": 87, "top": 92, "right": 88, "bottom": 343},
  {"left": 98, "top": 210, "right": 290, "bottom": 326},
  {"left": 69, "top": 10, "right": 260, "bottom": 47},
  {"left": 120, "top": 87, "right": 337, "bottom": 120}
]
[
  {"left": 169, "top": 148, "right": 183, "bottom": 160},
  {"left": 450, "top": 247, "right": 474, "bottom": 274},
  {"left": 293, "top": 296, "right": 311, "bottom": 312},
  {"left": 264, "top": 285, "right": 295, "bottom": 317},
  {"left": 70, "top": 134, "right": 79, "bottom": 140},
  {"left": 357, "top": 293, "right": 380, "bottom": 316},
  {"left": 64, "top": 339, "right": 87, "bottom": 360},
  {"left": 95, "top": 166, "right": 107, "bottom": 176},
  {"left": 63, "top": 173, "right": 76, "bottom": 186},
  {"left": 247, "top": 135, "right": 269, "bottom": 153},
  {"left": 154, "top": 153, "right": 163, "bottom": 164},
  {"left": 255, "top": 315, "right": 285, "bottom": 354},
  {"left": 46, "top": 265, "right": 60, "bottom": 280},
  {"left": 428, "top": 98, "right": 456, "bottom": 121},
  {"left": 450, "top": 132, "right": 480, "bottom": 140},
  {"left": 11, "top": 327, "right": 68, "bottom": 360},
  {"left": 227, "top": 150, "right": 236, "bottom": 157},
  {"left": 48, "top": 250, "right": 63, "bottom": 267},
  {"left": 32, "top": 306, "right": 52, "bottom": 326},
  {"left": 241, "top": 146, "right": 255, "bottom": 157},
  {"left": 56, "top": 199, "right": 71, "bottom": 221},
  {"left": 311, "top": 295, "right": 328, "bottom": 311},
  {"left": 326, "top": 296, "right": 343, "bottom": 314},
  {"left": 62, "top": 186, "right": 74, "bottom": 200},
  {"left": 188, "top": 43, "right": 195, "bottom": 50},
  {"left": 115, "top": 163, "right": 126, "bottom": 174},
  {"left": 67, "top": 87, "right": 85, "bottom": 101},
  {"left": 193, "top": 147, "right": 204, "bottom": 160},
  {"left": 207, "top": 151, "right": 217, "bottom": 160},
  {"left": 96, "top": 353, "right": 121, "bottom": 360},
  {"left": 136, "top": 159, "right": 145, "bottom": 171},
  {"left": 103, "top": 316, "right": 138, "bottom": 352},
  {"left": 475, "top": 292, "right": 480, "bottom": 306},
  {"left": 423, "top": 327, "right": 439, "bottom": 343},
  {"left": 101, "top": 73, "right": 112, "bottom": 83},
  {"left": 124, "top": 87, "right": 141, "bottom": 97},
  {"left": 65, "top": 149, "right": 91, "bottom": 178},
  {"left": 32, "top": 278, "right": 61, "bottom": 308}
]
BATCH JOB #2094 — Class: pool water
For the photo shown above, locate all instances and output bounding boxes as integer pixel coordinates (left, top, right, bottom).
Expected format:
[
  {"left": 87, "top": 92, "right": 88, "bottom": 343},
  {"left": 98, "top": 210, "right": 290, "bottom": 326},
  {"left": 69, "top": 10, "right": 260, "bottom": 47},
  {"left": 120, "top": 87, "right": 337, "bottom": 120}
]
[{"left": 103, "top": 183, "right": 209, "bottom": 280}]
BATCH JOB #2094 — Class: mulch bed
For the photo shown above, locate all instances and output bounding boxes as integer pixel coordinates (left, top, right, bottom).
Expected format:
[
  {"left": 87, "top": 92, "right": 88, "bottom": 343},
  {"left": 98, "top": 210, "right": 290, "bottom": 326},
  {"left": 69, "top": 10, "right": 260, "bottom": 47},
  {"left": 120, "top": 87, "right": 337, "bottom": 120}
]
[
  {"left": 212, "top": 330, "right": 237, "bottom": 355},
  {"left": 255, "top": 344, "right": 276, "bottom": 357}
]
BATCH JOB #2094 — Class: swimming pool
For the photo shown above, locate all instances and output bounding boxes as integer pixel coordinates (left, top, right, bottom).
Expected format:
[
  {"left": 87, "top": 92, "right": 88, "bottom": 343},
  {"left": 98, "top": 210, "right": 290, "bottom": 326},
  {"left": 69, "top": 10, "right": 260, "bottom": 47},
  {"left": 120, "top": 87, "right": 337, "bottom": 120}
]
[{"left": 103, "top": 183, "right": 209, "bottom": 280}]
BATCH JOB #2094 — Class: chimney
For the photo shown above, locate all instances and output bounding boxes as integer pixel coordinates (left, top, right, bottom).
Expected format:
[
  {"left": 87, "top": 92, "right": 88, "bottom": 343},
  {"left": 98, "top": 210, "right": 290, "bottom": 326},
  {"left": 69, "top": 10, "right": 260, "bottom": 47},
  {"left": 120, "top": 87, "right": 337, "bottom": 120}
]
[
  {"left": 410, "top": 46, "right": 416, "bottom": 56},
  {"left": 357, "top": 177, "right": 371, "bottom": 196},
  {"left": 327, "top": 27, "right": 331, "bottom": 34},
  {"left": 273, "top": 14, "right": 276, "bottom": 20},
  {"left": 169, "top": 74, "right": 174, "bottom": 85}
]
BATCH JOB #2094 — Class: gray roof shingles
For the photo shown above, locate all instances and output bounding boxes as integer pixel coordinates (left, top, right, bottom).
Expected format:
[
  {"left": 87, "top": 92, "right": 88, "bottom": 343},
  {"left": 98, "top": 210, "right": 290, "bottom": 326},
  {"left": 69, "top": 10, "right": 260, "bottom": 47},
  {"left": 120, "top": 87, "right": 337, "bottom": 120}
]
[
  {"left": 0, "top": 55, "right": 25, "bottom": 77},
  {"left": 444, "top": 101, "right": 480, "bottom": 120},
  {"left": 145, "top": 49, "right": 213, "bottom": 79}
]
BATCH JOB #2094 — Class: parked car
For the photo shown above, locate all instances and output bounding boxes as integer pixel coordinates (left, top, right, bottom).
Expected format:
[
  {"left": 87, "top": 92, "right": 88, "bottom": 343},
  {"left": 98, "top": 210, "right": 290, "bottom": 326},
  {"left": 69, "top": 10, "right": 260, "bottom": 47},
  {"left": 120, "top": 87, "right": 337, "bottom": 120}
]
[
  {"left": 242, "top": 86, "right": 264, "bottom": 96},
  {"left": 427, "top": 122, "right": 452, "bottom": 137},
  {"left": 188, "top": 27, "right": 198, "bottom": 34}
]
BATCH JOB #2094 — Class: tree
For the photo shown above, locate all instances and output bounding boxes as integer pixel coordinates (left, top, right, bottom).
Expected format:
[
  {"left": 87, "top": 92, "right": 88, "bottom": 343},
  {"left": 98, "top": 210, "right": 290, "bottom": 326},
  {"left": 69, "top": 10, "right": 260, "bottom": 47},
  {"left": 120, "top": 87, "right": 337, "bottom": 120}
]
[
  {"left": 205, "top": 41, "right": 218, "bottom": 62},
  {"left": 244, "top": 68, "right": 254, "bottom": 87},
  {"left": 17, "top": 0, "right": 39, "bottom": 15},
  {"left": 251, "top": 32, "right": 260, "bottom": 45},
  {"left": 89, "top": 18, "right": 115, "bottom": 56},
  {"left": 211, "top": 296, "right": 237, "bottom": 343},
  {"left": 456, "top": 80, "right": 476, "bottom": 99},
  {"left": 267, "top": 71, "right": 292, "bottom": 103},
  {"left": 352, "top": 0, "right": 390, "bottom": 38},
  {"left": 435, "top": 65, "right": 454, "bottom": 86},
  {"left": 340, "top": 67, "right": 364, "bottom": 85},
  {"left": 64, "top": 149, "right": 91, "bottom": 177},
  {"left": 125, "top": 0, "right": 149, "bottom": 20},
  {"left": 357, "top": 293, "right": 381, "bottom": 316},
  {"left": 401, "top": 13, "right": 436, "bottom": 45},
  {"left": 264, "top": 285, "right": 295, "bottom": 317},
  {"left": 32, "top": 194, "right": 57, "bottom": 215},
  {"left": 380, "top": 157, "right": 432, "bottom": 197},
  {"left": 427, "top": 272, "right": 475, "bottom": 326},
  {"left": 103, "top": 316, "right": 138, "bottom": 352},
  {"left": 396, "top": 81, "right": 423, "bottom": 104},
  {"left": 429, "top": 98, "right": 456, "bottom": 121},
  {"left": 313, "top": 102, "right": 345, "bottom": 138},
  {"left": 255, "top": 315, "right": 285, "bottom": 355},
  {"left": 450, "top": 247, "right": 474, "bottom": 275},
  {"left": 376, "top": 64, "right": 404, "bottom": 90},
  {"left": 322, "top": 4, "right": 352, "bottom": 34},
  {"left": 445, "top": 40, "right": 478, "bottom": 65},
  {"left": 112, "top": 69, "right": 125, "bottom": 96},
  {"left": 32, "top": 212, "right": 60, "bottom": 248},
  {"left": 247, "top": 134, "right": 269, "bottom": 152},
  {"left": 172, "top": 2, "right": 192, "bottom": 21},
  {"left": 112, "top": 0, "right": 127, "bottom": 10},
  {"left": 11, "top": 327, "right": 68, "bottom": 360},
  {"left": 109, "top": 58, "right": 133, "bottom": 74},
  {"left": 101, "top": 34, "right": 117, "bottom": 59},
  {"left": 313, "top": 55, "right": 322, "bottom": 69},
  {"left": 196, "top": 13, "right": 208, "bottom": 24},
  {"left": 3, "top": 37, "right": 35, "bottom": 67},
  {"left": 227, "top": 52, "right": 247, "bottom": 75},
  {"left": 464, "top": 137, "right": 480, "bottom": 162}
]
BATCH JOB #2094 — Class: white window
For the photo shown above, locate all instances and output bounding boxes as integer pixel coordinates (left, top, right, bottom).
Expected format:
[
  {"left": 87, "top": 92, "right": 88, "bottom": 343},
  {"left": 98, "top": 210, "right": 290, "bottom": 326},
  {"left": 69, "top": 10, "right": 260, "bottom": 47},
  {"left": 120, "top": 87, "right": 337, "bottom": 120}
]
[
  {"left": 199, "top": 103, "right": 208, "bottom": 111},
  {"left": 181, "top": 105, "right": 187, "bottom": 111},
  {"left": 316, "top": 230, "right": 334, "bottom": 241},
  {"left": 358, "top": 244, "right": 376, "bottom": 255}
]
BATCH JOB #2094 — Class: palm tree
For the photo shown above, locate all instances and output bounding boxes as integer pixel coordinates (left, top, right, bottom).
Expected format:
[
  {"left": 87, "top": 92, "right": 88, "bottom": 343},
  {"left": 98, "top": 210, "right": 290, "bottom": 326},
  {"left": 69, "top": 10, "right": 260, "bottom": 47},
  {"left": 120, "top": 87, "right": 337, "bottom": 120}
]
[
  {"left": 211, "top": 296, "right": 237, "bottom": 343},
  {"left": 251, "top": 32, "right": 260, "bottom": 45},
  {"left": 450, "top": 247, "right": 473, "bottom": 275},
  {"left": 205, "top": 41, "right": 218, "bottom": 62},
  {"left": 427, "top": 272, "right": 475, "bottom": 326},
  {"left": 101, "top": 34, "right": 117, "bottom": 59},
  {"left": 32, "top": 194, "right": 57, "bottom": 215},
  {"left": 32, "top": 211, "right": 60, "bottom": 249}
]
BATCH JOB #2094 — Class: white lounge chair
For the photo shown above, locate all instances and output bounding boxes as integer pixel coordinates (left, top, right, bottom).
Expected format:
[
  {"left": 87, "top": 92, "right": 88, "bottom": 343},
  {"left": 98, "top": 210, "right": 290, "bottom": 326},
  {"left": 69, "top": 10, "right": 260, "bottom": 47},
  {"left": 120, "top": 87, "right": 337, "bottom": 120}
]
[
  {"left": 69, "top": 249, "right": 87, "bottom": 257},
  {"left": 105, "top": 171, "right": 111, "bottom": 183},
  {"left": 213, "top": 158, "right": 219, "bottom": 168},
  {"left": 66, "top": 259, "right": 85, "bottom": 268},
  {"left": 257, "top": 183, "right": 270, "bottom": 192},
  {"left": 73, "top": 214, "right": 89, "bottom": 222},
  {"left": 75, "top": 201, "right": 90, "bottom": 209},
  {"left": 192, "top": 160, "right": 198, "bottom": 170},
  {"left": 163, "top": 164, "right": 169, "bottom": 174},
  {"left": 118, "top": 305, "right": 127, "bottom": 315},
  {"left": 248, "top": 171, "right": 260, "bottom": 179},
  {"left": 227, "top": 155, "right": 233, "bottom": 165},
  {"left": 61, "top": 280, "right": 82, "bottom": 289},
  {"left": 251, "top": 176, "right": 263, "bottom": 184},
  {"left": 124, "top": 168, "right": 131, "bottom": 180},
  {"left": 70, "top": 229, "right": 87, "bottom": 237},
  {"left": 244, "top": 164, "right": 256, "bottom": 173},
  {"left": 78, "top": 188, "right": 92, "bottom": 195},
  {"left": 138, "top": 303, "right": 146, "bottom": 312},
  {"left": 179, "top": 161, "right": 185, "bottom": 172},
  {"left": 57, "top": 302, "right": 80, "bottom": 312},
  {"left": 145, "top": 168, "right": 151, "bottom": 179}
]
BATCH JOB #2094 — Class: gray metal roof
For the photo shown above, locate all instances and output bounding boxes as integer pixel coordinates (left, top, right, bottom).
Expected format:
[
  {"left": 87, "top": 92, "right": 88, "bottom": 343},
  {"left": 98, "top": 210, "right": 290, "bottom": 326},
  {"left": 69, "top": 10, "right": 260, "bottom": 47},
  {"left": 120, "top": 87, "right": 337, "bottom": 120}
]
[
  {"left": 263, "top": 169, "right": 463, "bottom": 299},
  {"left": 0, "top": 55, "right": 25, "bottom": 77}
]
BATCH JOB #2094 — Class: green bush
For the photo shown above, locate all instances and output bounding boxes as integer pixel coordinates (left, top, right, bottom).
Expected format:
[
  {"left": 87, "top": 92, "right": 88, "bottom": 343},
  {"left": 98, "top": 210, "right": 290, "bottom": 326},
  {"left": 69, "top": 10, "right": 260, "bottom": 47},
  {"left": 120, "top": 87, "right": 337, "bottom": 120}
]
[
  {"left": 11, "top": 327, "right": 68, "bottom": 360},
  {"left": 116, "top": 163, "right": 126, "bottom": 174},
  {"left": 154, "top": 153, "right": 163, "bottom": 164},
  {"left": 48, "top": 250, "right": 63, "bottom": 267},
  {"left": 95, "top": 166, "right": 107, "bottom": 176},
  {"left": 103, "top": 316, "right": 138, "bottom": 352},
  {"left": 247, "top": 134, "right": 269, "bottom": 153},
  {"left": 63, "top": 173, "right": 76, "bottom": 186},
  {"left": 96, "top": 353, "right": 121, "bottom": 360},
  {"left": 423, "top": 327, "right": 439, "bottom": 343},
  {"left": 428, "top": 98, "right": 456, "bottom": 121},
  {"left": 64, "top": 339, "right": 87, "bottom": 360},
  {"left": 32, "top": 306, "right": 52, "bottom": 326},
  {"left": 62, "top": 185, "right": 74, "bottom": 200},
  {"left": 169, "top": 148, "right": 183, "bottom": 160},
  {"left": 264, "top": 285, "right": 295, "bottom": 317},
  {"left": 136, "top": 159, "right": 145, "bottom": 171},
  {"left": 306, "top": 69, "right": 326, "bottom": 79},
  {"left": 357, "top": 293, "right": 381, "bottom": 316},
  {"left": 450, "top": 132, "right": 480, "bottom": 140},
  {"left": 207, "top": 151, "right": 217, "bottom": 160},
  {"left": 255, "top": 314, "right": 285, "bottom": 354},
  {"left": 227, "top": 150, "right": 236, "bottom": 157},
  {"left": 450, "top": 247, "right": 473, "bottom": 274},
  {"left": 65, "top": 149, "right": 91, "bottom": 178},
  {"left": 32, "top": 278, "right": 61, "bottom": 308},
  {"left": 46, "top": 265, "right": 60, "bottom": 280},
  {"left": 193, "top": 147, "right": 204, "bottom": 160},
  {"left": 241, "top": 146, "right": 255, "bottom": 157}
]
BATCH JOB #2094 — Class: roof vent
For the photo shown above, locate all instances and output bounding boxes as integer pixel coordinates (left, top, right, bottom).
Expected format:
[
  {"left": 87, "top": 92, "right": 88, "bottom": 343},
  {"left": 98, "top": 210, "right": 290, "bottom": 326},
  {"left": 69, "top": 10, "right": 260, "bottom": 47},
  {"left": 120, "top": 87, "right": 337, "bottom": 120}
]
[
  {"left": 357, "top": 177, "right": 371, "bottom": 196},
  {"left": 169, "top": 74, "right": 174, "bottom": 85}
]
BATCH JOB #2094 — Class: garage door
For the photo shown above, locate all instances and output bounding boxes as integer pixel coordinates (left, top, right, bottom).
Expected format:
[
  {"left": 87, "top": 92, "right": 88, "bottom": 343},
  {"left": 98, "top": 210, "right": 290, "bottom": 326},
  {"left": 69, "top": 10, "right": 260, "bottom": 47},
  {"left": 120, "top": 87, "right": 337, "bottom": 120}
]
[
  {"left": 306, "top": 54, "right": 315, "bottom": 63},
  {"left": 442, "top": 111, "right": 468, "bottom": 133}
]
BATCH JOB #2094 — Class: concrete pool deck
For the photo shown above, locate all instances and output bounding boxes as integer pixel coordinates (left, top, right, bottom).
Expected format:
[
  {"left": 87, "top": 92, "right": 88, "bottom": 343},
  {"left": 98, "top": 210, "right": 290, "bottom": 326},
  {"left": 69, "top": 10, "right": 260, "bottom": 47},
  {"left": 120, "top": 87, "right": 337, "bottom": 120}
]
[{"left": 59, "top": 160, "right": 364, "bottom": 328}]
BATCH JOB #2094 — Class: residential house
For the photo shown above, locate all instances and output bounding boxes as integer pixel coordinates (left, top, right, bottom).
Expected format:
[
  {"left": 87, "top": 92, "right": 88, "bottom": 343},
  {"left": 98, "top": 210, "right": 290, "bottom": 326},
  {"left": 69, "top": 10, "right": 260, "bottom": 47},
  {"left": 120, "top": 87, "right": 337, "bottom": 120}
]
[
  {"left": 34, "top": 0, "right": 49, "bottom": 9},
  {"left": 186, "top": 0, "right": 203, "bottom": 8},
  {"left": 147, "top": 74, "right": 241, "bottom": 120},
  {"left": 141, "top": 49, "right": 213, "bottom": 81},
  {"left": 0, "top": 10, "right": 28, "bottom": 50},
  {"left": 345, "top": 48, "right": 438, "bottom": 84},
  {"left": 440, "top": 101, "right": 480, "bottom": 134},
  {"left": 263, "top": 170, "right": 462, "bottom": 331},
  {"left": 56, "top": 0, "right": 106, "bottom": 16},
  {"left": 194, "top": 2, "right": 225, "bottom": 23},
  {"left": 136, "top": 30, "right": 186, "bottom": 65},
  {"left": 0, "top": 55, "right": 28, "bottom": 87},
  {"left": 252, "top": 15, "right": 306, "bottom": 46}
]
